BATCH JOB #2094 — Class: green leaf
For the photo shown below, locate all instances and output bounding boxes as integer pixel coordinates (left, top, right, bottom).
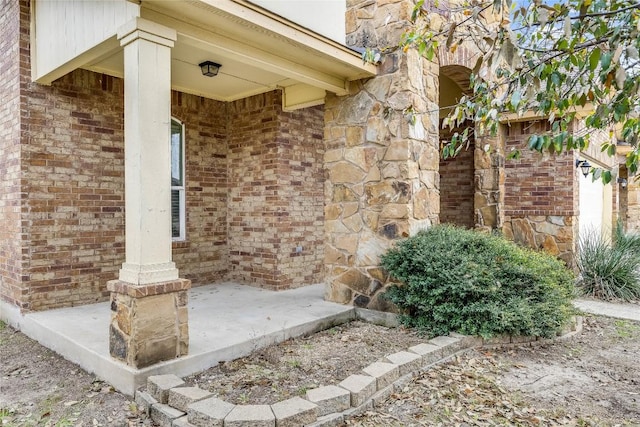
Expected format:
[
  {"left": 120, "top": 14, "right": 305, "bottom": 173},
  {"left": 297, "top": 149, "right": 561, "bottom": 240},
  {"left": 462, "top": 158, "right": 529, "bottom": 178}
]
[
  {"left": 510, "top": 90, "right": 521, "bottom": 109},
  {"left": 557, "top": 39, "right": 568, "bottom": 51},
  {"left": 507, "top": 149, "right": 522, "bottom": 160},
  {"left": 411, "top": 0, "right": 424, "bottom": 21},
  {"left": 600, "top": 52, "right": 612, "bottom": 71},
  {"left": 553, "top": 136, "right": 562, "bottom": 153},
  {"left": 589, "top": 48, "right": 601, "bottom": 71},
  {"left": 425, "top": 45, "right": 435, "bottom": 61},
  {"left": 593, "top": 168, "right": 601, "bottom": 181}
]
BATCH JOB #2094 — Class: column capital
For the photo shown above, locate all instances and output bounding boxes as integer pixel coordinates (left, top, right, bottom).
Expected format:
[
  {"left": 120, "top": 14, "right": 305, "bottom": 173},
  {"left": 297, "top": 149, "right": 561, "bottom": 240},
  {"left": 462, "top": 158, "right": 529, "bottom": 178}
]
[
  {"left": 119, "top": 262, "right": 179, "bottom": 285},
  {"left": 118, "top": 17, "right": 177, "bottom": 48}
]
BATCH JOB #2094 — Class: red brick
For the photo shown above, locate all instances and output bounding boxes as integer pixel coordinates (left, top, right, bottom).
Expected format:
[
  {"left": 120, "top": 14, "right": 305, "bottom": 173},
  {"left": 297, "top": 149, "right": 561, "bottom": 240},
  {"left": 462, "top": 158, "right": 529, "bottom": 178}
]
[
  {"left": 439, "top": 134, "right": 475, "bottom": 227},
  {"left": 504, "top": 121, "right": 576, "bottom": 216}
]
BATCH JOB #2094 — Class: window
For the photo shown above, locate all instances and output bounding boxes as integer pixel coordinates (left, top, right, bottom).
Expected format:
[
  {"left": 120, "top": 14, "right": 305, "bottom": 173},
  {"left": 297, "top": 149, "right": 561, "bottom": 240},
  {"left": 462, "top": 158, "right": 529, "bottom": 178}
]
[{"left": 171, "top": 118, "right": 185, "bottom": 241}]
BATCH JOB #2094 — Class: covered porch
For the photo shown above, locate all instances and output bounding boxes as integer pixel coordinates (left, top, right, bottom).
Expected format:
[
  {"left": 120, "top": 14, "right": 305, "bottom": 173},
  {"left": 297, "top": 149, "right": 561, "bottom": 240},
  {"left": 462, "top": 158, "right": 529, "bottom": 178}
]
[
  {"left": 27, "top": 0, "right": 376, "bottom": 372},
  {"left": 2, "top": 283, "right": 355, "bottom": 395}
]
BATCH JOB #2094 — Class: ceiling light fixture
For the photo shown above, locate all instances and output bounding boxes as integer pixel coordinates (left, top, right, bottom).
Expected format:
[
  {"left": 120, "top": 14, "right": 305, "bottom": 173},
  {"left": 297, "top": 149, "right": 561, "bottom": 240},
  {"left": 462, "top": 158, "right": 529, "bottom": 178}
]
[{"left": 199, "top": 61, "right": 222, "bottom": 77}]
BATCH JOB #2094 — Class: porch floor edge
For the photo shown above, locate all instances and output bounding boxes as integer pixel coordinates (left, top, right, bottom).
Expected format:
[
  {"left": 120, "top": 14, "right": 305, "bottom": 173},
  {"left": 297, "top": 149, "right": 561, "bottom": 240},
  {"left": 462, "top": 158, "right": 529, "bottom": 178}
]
[{"left": 0, "top": 282, "right": 355, "bottom": 396}]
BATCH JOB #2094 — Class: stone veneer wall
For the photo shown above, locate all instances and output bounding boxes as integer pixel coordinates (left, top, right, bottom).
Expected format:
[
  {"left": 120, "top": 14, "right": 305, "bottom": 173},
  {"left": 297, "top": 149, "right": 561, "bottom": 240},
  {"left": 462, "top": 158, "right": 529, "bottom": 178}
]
[
  {"left": 171, "top": 92, "right": 229, "bottom": 284},
  {"left": 502, "top": 121, "right": 578, "bottom": 265},
  {"left": 619, "top": 167, "right": 640, "bottom": 232},
  {"left": 227, "top": 91, "right": 324, "bottom": 289},
  {"left": 0, "top": 0, "right": 24, "bottom": 308},
  {"left": 325, "top": 0, "right": 440, "bottom": 310},
  {"left": 474, "top": 131, "right": 505, "bottom": 231}
]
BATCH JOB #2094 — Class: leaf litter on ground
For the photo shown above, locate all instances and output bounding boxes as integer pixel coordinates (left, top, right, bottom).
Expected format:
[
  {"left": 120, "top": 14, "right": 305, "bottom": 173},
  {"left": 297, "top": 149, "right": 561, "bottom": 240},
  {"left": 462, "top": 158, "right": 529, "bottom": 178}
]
[{"left": 183, "top": 320, "right": 425, "bottom": 405}]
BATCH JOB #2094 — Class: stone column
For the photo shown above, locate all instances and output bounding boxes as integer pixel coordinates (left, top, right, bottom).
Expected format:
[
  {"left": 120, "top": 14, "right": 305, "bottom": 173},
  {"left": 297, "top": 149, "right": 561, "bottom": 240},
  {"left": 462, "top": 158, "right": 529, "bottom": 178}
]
[
  {"left": 324, "top": 0, "right": 440, "bottom": 311},
  {"left": 474, "top": 129, "right": 505, "bottom": 231},
  {"left": 620, "top": 170, "right": 640, "bottom": 231},
  {"left": 107, "top": 18, "right": 190, "bottom": 368}
]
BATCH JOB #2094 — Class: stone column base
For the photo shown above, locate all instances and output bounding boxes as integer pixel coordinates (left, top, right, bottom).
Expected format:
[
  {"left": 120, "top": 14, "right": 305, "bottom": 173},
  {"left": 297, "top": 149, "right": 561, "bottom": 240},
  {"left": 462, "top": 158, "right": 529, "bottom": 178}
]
[{"left": 107, "top": 278, "right": 191, "bottom": 368}]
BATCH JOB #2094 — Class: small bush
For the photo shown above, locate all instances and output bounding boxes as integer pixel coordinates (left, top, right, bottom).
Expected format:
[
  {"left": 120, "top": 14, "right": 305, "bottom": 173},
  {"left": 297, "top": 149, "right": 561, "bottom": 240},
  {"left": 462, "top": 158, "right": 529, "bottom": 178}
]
[
  {"left": 576, "top": 222, "right": 640, "bottom": 301},
  {"left": 381, "top": 225, "right": 576, "bottom": 339}
]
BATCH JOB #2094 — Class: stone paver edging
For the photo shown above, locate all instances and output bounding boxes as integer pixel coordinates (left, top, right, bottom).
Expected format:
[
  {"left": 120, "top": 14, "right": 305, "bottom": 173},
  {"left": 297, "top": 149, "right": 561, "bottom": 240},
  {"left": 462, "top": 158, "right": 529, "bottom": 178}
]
[{"left": 136, "top": 317, "right": 583, "bottom": 427}]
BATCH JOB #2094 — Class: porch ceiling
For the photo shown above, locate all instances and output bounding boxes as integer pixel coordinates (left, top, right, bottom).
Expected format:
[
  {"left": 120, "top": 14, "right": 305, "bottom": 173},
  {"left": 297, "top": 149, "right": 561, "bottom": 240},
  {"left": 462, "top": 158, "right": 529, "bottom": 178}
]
[{"left": 82, "top": 0, "right": 376, "bottom": 104}]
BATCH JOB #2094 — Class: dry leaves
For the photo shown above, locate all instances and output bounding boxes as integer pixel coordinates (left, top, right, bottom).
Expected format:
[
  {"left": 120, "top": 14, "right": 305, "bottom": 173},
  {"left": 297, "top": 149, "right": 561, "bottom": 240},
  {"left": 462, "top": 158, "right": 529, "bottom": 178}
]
[
  {"left": 348, "top": 352, "right": 567, "bottom": 426},
  {"left": 184, "top": 321, "right": 424, "bottom": 405},
  {"left": 349, "top": 316, "right": 640, "bottom": 427}
]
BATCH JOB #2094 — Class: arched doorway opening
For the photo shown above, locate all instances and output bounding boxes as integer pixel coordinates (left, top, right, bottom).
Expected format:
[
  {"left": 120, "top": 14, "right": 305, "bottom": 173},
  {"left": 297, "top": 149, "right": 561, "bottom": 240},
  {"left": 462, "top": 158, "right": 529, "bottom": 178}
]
[{"left": 439, "top": 66, "right": 474, "bottom": 228}]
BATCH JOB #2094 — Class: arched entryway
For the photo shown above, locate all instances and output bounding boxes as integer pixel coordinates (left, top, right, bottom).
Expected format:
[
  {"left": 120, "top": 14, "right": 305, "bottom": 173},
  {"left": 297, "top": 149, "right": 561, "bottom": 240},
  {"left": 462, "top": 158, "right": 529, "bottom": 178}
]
[{"left": 439, "top": 66, "right": 475, "bottom": 228}]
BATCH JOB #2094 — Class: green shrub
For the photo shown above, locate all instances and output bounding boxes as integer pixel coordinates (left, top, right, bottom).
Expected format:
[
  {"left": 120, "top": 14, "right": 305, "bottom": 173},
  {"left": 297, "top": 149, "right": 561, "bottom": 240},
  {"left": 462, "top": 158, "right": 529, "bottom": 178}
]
[
  {"left": 381, "top": 225, "right": 576, "bottom": 339},
  {"left": 576, "top": 222, "right": 640, "bottom": 301}
]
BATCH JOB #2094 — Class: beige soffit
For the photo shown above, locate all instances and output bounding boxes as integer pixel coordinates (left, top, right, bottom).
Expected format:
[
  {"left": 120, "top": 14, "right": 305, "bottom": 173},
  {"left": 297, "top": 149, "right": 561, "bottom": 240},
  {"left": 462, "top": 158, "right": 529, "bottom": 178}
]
[
  {"left": 37, "top": 0, "right": 377, "bottom": 107},
  {"left": 142, "top": 0, "right": 376, "bottom": 101},
  {"left": 139, "top": 0, "right": 376, "bottom": 96}
]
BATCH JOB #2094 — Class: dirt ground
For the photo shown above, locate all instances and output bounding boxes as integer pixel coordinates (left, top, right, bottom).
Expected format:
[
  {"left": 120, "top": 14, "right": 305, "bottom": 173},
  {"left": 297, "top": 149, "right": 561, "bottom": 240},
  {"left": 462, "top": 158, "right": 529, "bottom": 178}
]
[
  {"left": 349, "top": 316, "right": 640, "bottom": 426},
  {"left": 0, "top": 320, "right": 139, "bottom": 426},
  {"left": 1, "top": 315, "right": 639, "bottom": 426},
  {"left": 183, "top": 321, "right": 425, "bottom": 405}
]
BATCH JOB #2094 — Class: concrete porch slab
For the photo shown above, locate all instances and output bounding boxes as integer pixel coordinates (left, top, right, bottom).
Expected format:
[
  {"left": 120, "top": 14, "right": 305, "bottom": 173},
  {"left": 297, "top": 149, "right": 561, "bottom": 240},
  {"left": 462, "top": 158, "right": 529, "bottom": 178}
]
[
  {"left": 1, "top": 282, "right": 355, "bottom": 395},
  {"left": 574, "top": 298, "right": 640, "bottom": 322}
]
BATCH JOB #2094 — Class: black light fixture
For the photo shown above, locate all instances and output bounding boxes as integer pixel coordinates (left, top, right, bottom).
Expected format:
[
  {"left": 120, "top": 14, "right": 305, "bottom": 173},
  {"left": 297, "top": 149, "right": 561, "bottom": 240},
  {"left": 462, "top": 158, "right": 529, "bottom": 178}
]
[
  {"left": 198, "top": 61, "right": 221, "bottom": 77},
  {"left": 575, "top": 159, "right": 591, "bottom": 178},
  {"left": 617, "top": 177, "right": 628, "bottom": 189}
]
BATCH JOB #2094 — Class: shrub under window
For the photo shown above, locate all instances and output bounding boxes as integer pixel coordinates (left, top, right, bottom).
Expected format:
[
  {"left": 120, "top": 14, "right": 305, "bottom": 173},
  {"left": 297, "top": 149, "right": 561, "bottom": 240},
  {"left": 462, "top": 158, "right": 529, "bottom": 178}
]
[{"left": 381, "top": 225, "right": 576, "bottom": 339}]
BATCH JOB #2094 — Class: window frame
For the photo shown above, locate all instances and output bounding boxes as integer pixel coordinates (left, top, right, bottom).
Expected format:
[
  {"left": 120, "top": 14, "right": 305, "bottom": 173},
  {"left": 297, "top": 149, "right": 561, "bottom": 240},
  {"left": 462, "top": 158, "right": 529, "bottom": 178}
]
[{"left": 171, "top": 118, "right": 186, "bottom": 242}]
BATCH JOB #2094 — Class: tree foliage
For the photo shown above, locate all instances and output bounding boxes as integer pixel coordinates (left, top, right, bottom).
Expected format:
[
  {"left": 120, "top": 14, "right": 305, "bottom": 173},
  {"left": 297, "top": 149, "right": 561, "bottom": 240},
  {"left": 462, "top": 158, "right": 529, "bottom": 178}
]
[{"left": 374, "top": 0, "right": 640, "bottom": 182}]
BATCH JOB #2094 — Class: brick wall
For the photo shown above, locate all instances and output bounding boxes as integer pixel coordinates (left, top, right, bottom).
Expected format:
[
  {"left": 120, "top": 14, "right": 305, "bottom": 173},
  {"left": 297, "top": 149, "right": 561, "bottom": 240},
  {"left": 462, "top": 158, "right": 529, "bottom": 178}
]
[
  {"left": 504, "top": 121, "right": 576, "bottom": 216},
  {"left": 171, "top": 92, "right": 229, "bottom": 284},
  {"left": 503, "top": 120, "right": 578, "bottom": 265},
  {"left": 4, "top": 0, "right": 125, "bottom": 310},
  {"left": 2, "top": 1, "right": 325, "bottom": 311},
  {"left": 0, "top": 0, "right": 25, "bottom": 307},
  {"left": 22, "top": 69, "right": 126, "bottom": 310},
  {"left": 227, "top": 92, "right": 282, "bottom": 287},
  {"left": 227, "top": 91, "right": 325, "bottom": 289},
  {"left": 274, "top": 105, "right": 325, "bottom": 287},
  {"left": 439, "top": 142, "right": 475, "bottom": 228}
]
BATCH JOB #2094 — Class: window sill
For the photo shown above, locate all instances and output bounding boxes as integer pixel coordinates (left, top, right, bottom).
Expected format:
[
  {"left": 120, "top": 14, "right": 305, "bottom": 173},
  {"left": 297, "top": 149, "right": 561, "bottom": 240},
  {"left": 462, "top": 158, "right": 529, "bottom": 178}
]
[{"left": 172, "top": 240, "right": 189, "bottom": 249}]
